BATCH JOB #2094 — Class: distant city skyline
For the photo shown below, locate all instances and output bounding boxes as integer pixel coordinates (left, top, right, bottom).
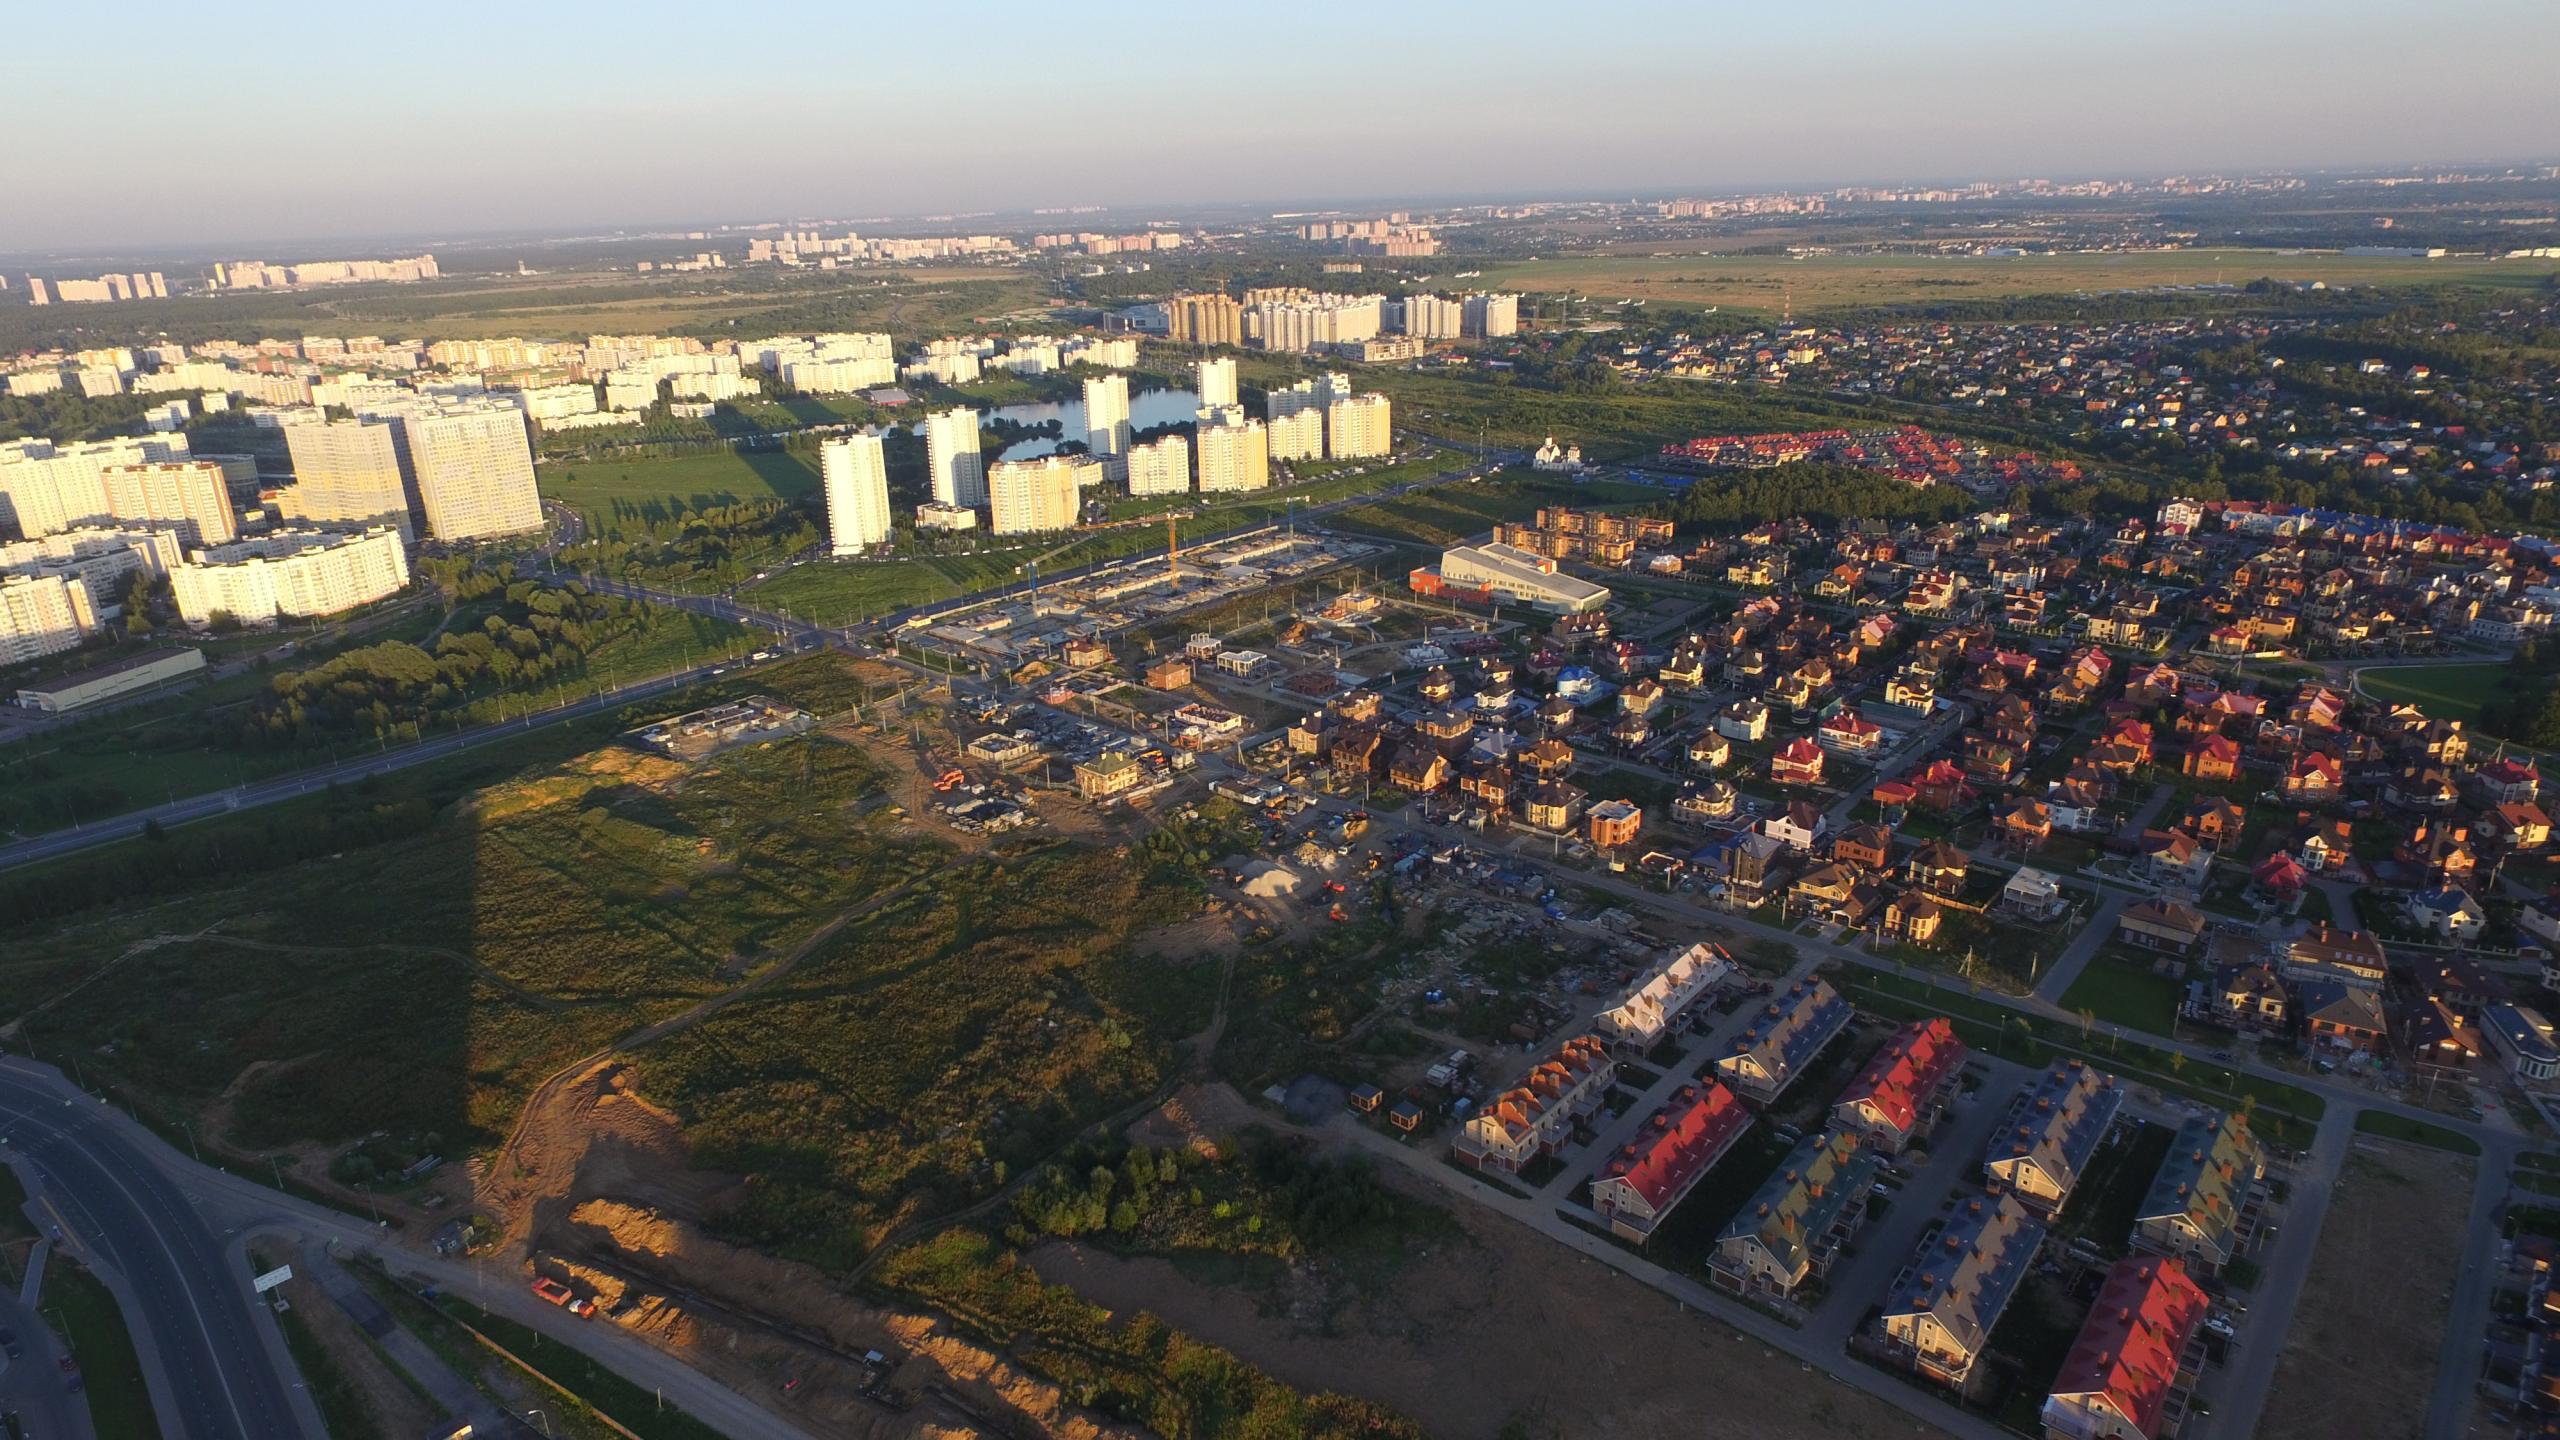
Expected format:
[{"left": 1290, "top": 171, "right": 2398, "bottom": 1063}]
[{"left": 5, "top": 0, "right": 2558, "bottom": 251}]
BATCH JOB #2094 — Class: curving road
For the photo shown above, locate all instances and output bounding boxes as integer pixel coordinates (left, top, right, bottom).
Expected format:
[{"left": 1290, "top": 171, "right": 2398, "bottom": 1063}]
[{"left": 0, "top": 1067, "right": 307, "bottom": 1440}]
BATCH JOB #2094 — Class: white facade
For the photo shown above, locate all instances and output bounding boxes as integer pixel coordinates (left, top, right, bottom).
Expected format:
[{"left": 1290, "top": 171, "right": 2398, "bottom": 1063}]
[
  {"left": 171, "top": 527, "right": 410, "bottom": 628},
  {"left": 925, "top": 407, "right": 987, "bottom": 509},
  {"left": 0, "top": 571, "right": 98, "bottom": 664},
  {"left": 0, "top": 433, "right": 194, "bottom": 538},
  {"left": 1266, "top": 408, "right": 1325, "bottom": 462},
  {"left": 1463, "top": 292, "right": 1521, "bottom": 338},
  {"left": 1084, "top": 372, "right": 1131, "bottom": 457},
  {"left": 1196, "top": 356, "right": 1238, "bottom": 409},
  {"left": 1196, "top": 419, "right": 1271, "bottom": 493},
  {"left": 280, "top": 416, "right": 411, "bottom": 532},
  {"left": 821, "top": 433, "right": 893, "bottom": 555},
  {"left": 1125, "top": 435, "right": 1191, "bottom": 497},
  {"left": 1402, "top": 293, "right": 1464, "bottom": 339}
]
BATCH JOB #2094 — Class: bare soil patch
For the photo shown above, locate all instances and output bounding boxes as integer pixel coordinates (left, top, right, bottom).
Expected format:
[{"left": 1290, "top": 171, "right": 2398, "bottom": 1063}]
[
  {"left": 1029, "top": 1193, "right": 1925, "bottom": 1440},
  {"left": 2260, "top": 1137, "right": 2474, "bottom": 1440}
]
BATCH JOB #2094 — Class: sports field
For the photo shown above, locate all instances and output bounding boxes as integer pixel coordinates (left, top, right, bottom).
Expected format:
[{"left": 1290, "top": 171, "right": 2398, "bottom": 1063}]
[{"left": 1452, "top": 249, "right": 2560, "bottom": 317}]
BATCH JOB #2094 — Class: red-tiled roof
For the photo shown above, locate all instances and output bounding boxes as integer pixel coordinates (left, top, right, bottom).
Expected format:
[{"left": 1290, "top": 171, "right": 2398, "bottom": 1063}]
[
  {"left": 1835, "top": 1017, "right": 1966, "bottom": 1137},
  {"left": 2050, "top": 1256, "right": 2212, "bottom": 1439},
  {"left": 1598, "top": 1080, "right": 1751, "bottom": 1210}
]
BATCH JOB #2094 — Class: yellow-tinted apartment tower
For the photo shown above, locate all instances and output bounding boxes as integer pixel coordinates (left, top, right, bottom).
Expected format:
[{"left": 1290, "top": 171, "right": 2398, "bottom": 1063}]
[
  {"left": 281, "top": 416, "right": 414, "bottom": 534},
  {"left": 99, "top": 462, "right": 237, "bottom": 547},
  {"left": 821, "top": 433, "right": 893, "bottom": 554},
  {"left": 924, "top": 407, "right": 988, "bottom": 509},
  {"left": 1196, "top": 418, "right": 1271, "bottom": 493},
  {"left": 1166, "top": 292, "right": 1244, "bottom": 346},
  {"left": 382, "top": 403, "right": 543, "bottom": 541},
  {"left": 1325, "top": 393, "right": 1393, "bottom": 459},
  {"left": 1266, "top": 408, "right": 1325, "bottom": 462},
  {"left": 0, "top": 571, "right": 98, "bottom": 663},
  {"left": 1196, "top": 356, "right": 1238, "bottom": 409},
  {"left": 987, "top": 456, "right": 1085, "bottom": 535},
  {"left": 1124, "top": 435, "right": 1191, "bottom": 497},
  {"left": 1402, "top": 293, "right": 1464, "bottom": 339}
]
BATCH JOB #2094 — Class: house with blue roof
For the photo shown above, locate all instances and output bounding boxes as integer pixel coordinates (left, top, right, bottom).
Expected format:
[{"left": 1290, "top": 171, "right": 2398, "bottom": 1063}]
[{"left": 1877, "top": 1194, "right": 2048, "bottom": 1391}]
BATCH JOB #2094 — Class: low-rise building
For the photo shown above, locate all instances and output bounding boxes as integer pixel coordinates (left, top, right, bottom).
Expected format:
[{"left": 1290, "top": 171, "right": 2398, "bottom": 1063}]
[
  {"left": 1879, "top": 1194, "right": 2046, "bottom": 1391},
  {"left": 1831, "top": 1018, "right": 1967, "bottom": 1154},
  {"left": 1595, "top": 941, "right": 1732, "bottom": 1051},
  {"left": 1451, "top": 1035, "right": 1615, "bottom": 1172},
  {"left": 1074, "top": 751, "right": 1143, "bottom": 799},
  {"left": 2132, "top": 1111, "right": 2262, "bottom": 1275},
  {"left": 1716, "top": 979, "right": 1854, "bottom": 1104},
  {"left": 1985, "top": 1062, "right": 2123, "bottom": 1214},
  {"left": 2116, "top": 899, "right": 2207, "bottom": 955},
  {"left": 1590, "top": 1081, "right": 1754, "bottom": 1242},
  {"left": 2485, "top": 1001, "right": 2560, "bottom": 1083},
  {"left": 2280, "top": 925, "right": 2389, "bottom": 991},
  {"left": 13, "top": 645, "right": 205, "bottom": 713},
  {"left": 1710, "top": 1130, "right": 1880, "bottom": 1300},
  {"left": 2041, "top": 1256, "right": 2213, "bottom": 1440}
]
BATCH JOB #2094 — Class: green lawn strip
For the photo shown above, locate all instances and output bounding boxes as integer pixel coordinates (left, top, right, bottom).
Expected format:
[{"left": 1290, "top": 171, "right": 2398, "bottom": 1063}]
[
  {"left": 41, "top": 1259, "right": 162, "bottom": 1440},
  {"left": 273, "top": 1299, "right": 391, "bottom": 1440},
  {"left": 2353, "top": 1110, "right": 2484, "bottom": 1156},
  {"left": 2059, "top": 956, "right": 2186, "bottom": 1036}
]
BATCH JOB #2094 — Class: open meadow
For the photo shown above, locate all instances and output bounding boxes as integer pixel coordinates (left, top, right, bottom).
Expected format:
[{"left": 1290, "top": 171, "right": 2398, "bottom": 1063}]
[{"left": 1449, "top": 248, "right": 2560, "bottom": 318}]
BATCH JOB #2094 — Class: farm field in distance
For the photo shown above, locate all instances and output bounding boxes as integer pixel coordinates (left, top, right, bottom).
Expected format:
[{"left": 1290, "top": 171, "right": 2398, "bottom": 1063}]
[{"left": 1448, "top": 248, "right": 2560, "bottom": 316}]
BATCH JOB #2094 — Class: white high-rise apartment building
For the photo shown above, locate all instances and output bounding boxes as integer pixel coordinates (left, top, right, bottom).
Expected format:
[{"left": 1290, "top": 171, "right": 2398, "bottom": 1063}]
[
  {"left": 1402, "top": 293, "right": 1464, "bottom": 339},
  {"left": 100, "top": 462, "right": 237, "bottom": 547},
  {"left": 988, "top": 455, "right": 1089, "bottom": 535},
  {"left": 1196, "top": 356, "right": 1238, "bottom": 409},
  {"left": 0, "top": 572, "right": 98, "bottom": 663},
  {"left": 1326, "top": 393, "right": 1393, "bottom": 459},
  {"left": 1464, "top": 292, "right": 1521, "bottom": 338},
  {"left": 1266, "top": 408, "right": 1325, "bottom": 462},
  {"left": 821, "top": 433, "right": 893, "bottom": 555},
  {"left": 371, "top": 401, "right": 542, "bottom": 541},
  {"left": 170, "top": 527, "right": 411, "bottom": 628},
  {"left": 0, "top": 434, "right": 196, "bottom": 538},
  {"left": 1124, "top": 435, "right": 1191, "bottom": 497},
  {"left": 1083, "top": 373, "right": 1131, "bottom": 458},
  {"left": 1196, "top": 419, "right": 1271, "bottom": 493},
  {"left": 281, "top": 416, "right": 413, "bottom": 533},
  {"left": 925, "top": 407, "right": 987, "bottom": 509}
]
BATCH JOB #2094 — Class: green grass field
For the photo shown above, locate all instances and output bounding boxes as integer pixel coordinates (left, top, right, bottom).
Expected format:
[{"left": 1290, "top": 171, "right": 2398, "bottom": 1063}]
[
  {"left": 540, "top": 447, "right": 826, "bottom": 521},
  {"left": 1449, "top": 249, "right": 2560, "bottom": 318},
  {"left": 2355, "top": 662, "right": 2515, "bottom": 723},
  {"left": 2353, "top": 1110, "right": 2484, "bottom": 1155},
  {"left": 2060, "top": 956, "right": 2187, "bottom": 1036},
  {"left": 43, "top": 1260, "right": 161, "bottom": 1440}
]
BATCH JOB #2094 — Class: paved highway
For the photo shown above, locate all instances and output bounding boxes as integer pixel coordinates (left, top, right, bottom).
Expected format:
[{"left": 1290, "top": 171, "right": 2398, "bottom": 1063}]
[
  {"left": 0, "top": 1059, "right": 821, "bottom": 1440},
  {"left": 0, "top": 1068, "right": 308, "bottom": 1440}
]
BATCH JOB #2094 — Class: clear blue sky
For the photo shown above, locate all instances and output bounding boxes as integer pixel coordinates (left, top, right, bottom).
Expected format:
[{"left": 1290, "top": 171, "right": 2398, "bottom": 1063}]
[{"left": 5, "top": 0, "right": 2555, "bottom": 251}]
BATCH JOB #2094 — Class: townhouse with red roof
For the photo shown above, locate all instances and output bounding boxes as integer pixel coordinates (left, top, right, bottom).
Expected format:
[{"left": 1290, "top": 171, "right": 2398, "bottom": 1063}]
[
  {"left": 1830, "top": 1017, "right": 1968, "bottom": 1154},
  {"left": 2041, "top": 1256, "right": 2213, "bottom": 1440},
  {"left": 1590, "top": 1081, "right": 1754, "bottom": 1242}
]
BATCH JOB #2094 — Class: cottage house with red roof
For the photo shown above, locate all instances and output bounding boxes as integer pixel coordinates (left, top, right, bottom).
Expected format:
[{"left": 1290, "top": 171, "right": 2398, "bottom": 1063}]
[
  {"left": 1772, "top": 737, "right": 1827, "bottom": 787},
  {"left": 2181, "top": 734, "right": 2241, "bottom": 783}
]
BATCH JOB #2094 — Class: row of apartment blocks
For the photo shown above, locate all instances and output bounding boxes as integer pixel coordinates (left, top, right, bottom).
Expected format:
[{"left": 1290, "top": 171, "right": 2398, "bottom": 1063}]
[{"left": 1157, "top": 288, "right": 1519, "bottom": 350}]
